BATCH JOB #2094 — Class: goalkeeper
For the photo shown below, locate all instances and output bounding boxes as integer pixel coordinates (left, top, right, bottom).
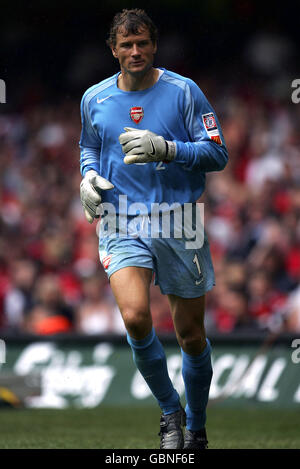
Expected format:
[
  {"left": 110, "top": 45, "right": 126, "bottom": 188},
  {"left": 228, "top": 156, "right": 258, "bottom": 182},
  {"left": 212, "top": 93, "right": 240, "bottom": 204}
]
[{"left": 79, "top": 8, "right": 228, "bottom": 449}]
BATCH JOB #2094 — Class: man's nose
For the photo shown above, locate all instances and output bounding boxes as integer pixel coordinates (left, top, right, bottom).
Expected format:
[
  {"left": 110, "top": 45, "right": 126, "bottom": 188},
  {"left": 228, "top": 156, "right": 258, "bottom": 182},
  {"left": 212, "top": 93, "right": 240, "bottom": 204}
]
[{"left": 131, "top": 44, "right": 140, "bottom": 56}]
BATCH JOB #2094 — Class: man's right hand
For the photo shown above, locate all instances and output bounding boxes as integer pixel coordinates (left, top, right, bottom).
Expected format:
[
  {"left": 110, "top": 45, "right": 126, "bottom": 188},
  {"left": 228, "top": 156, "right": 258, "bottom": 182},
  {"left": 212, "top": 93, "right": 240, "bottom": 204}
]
[{"left": 80, "top": 170, "right": 114, "bottom": 223}]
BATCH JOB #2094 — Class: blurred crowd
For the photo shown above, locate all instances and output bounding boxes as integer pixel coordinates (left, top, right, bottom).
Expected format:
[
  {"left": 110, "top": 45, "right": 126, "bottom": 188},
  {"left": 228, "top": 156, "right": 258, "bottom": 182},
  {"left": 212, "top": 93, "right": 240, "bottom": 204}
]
[{"left": 0, "top": 34, "right": 300, "bottom": 337}]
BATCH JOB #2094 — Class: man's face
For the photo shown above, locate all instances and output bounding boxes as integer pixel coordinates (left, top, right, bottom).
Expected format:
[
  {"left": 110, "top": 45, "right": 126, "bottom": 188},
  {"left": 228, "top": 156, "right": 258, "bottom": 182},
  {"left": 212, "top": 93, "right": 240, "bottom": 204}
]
[{"left": 111, "top": 27, "right": 157, "bottom": 76}]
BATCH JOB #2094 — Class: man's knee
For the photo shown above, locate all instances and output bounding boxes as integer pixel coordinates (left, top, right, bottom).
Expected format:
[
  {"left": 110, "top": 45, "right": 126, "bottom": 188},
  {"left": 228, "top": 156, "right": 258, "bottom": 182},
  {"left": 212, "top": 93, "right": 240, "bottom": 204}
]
[
  {"left": 178, "top": 330, "right": 207, "bottom": 355},
  {"left": 122, "top": 307, "right": 152, "bottom": 339}
]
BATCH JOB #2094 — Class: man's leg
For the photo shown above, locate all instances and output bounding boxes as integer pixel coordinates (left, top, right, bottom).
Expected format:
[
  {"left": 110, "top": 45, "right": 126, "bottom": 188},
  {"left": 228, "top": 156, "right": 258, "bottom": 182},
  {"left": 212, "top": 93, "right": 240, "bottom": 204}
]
[
  {"left": 168, "top": 294, "right": 213, "bottom": 448},
  {"left": 110, "top": 266, "right": 185, "bottom": 448},
  {"left": 110, "top": 266, "right": 181, "bottom": 415}
]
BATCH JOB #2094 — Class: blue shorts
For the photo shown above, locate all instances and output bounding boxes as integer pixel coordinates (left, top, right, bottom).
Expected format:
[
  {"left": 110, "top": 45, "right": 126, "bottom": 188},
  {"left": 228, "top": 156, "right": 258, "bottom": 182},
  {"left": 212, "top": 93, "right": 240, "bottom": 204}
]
[{"left": 98, "top": 210, "right": 215, "bottom": 298}]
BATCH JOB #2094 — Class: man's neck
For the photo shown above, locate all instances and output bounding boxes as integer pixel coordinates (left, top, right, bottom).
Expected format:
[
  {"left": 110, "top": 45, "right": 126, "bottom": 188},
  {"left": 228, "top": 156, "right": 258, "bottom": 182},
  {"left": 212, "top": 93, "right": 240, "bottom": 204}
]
[{"left": 118, "top": 68, "right": 159, "bottom": 91}]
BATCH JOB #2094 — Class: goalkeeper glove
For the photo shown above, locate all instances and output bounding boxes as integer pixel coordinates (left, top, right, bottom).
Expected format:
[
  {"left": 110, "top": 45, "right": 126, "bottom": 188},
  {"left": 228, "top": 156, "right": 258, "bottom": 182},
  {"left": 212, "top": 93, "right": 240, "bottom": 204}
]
[
  {"left": 80, "top": 170, "right": 114, "bottom": 223},
  {"left": 119, "top": 127, "right": 176, "bottom": 165}
]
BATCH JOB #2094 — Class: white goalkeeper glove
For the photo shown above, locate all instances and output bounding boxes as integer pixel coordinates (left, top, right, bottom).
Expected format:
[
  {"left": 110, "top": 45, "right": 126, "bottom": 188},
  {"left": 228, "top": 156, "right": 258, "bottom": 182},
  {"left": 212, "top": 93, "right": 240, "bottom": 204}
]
[
  {"left": 80, "top": 170, "right": 114, "bottom": 223},
  {"left": 119, "top": 127, "right": 176, "bottom": 165}
]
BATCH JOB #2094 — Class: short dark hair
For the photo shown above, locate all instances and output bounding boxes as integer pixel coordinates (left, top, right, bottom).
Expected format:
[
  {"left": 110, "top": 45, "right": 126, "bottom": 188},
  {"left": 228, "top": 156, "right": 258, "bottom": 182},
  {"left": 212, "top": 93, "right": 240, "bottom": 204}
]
[{"left": 107, "top": 9, "right": 158, "bottom": 48}]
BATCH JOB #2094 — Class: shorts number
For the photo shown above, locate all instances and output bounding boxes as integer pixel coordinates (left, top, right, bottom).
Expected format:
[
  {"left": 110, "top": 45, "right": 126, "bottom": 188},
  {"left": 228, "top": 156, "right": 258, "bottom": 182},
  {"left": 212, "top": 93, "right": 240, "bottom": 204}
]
[{"left": 193, "top": 254, "right": 201, "bottom": 275}]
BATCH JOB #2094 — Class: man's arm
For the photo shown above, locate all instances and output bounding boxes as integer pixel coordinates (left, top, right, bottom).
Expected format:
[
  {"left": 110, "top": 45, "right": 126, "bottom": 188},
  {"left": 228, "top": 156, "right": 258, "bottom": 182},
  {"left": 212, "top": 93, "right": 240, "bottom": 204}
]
[
  {"left": 79, "top": 93, "right": 113, "bottom": 223},
  {"left": 79, "top": 93, "right": 101, "bottom": 176},
  {"left": 172, "top": 78, "right": 228, "bottom": 172}
]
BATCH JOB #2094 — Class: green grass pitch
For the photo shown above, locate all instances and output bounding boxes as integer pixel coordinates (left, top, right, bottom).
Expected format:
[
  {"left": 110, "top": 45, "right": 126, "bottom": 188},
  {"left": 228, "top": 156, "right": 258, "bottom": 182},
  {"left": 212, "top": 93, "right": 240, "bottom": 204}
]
[{"left": 0, "top": 406, "right": 299, "bottom": 449}]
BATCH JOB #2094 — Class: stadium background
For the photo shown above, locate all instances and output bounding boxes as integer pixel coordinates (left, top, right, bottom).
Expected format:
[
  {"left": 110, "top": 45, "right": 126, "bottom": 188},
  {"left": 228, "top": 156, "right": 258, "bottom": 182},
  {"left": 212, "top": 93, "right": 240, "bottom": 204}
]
[{"left": 0, "top": 0, "right": 300, "bottom": 449}]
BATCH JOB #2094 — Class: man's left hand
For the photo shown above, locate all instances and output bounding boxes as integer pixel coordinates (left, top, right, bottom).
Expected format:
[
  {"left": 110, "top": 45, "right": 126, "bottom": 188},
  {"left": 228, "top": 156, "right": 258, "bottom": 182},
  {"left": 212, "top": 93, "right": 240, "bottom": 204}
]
[{"left": 119, "top": 127, "right": 176, "bottom": 164}]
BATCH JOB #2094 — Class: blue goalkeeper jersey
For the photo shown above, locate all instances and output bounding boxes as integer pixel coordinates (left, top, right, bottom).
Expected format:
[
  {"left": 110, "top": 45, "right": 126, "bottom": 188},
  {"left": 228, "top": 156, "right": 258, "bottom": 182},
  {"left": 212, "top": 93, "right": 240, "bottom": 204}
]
[{"left": 79, "top": 68, "right": 228, "bottom": 215}]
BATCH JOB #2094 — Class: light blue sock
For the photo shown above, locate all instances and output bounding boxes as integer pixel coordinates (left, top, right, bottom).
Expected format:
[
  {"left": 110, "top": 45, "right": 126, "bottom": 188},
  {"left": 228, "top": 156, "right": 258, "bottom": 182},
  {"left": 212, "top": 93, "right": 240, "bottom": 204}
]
[
  {"left": 181, "top": 338, "right": 213, "bottom": 431},
  {"left": 127, "top": 327, "right": 181, "bottom": 415}
]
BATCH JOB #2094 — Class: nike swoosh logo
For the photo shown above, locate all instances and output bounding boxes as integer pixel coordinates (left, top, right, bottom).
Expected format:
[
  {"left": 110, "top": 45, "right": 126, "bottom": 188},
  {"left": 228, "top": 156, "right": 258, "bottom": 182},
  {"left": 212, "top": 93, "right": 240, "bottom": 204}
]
[
  {"left": 195, "top": 279, "right": 203, "bottom": 285},
  {"left": 149, "top": 137, "right": 156, "bottom": 156},
  {"left": 97, "top": 95, "right": 112, "bottom": 104}
]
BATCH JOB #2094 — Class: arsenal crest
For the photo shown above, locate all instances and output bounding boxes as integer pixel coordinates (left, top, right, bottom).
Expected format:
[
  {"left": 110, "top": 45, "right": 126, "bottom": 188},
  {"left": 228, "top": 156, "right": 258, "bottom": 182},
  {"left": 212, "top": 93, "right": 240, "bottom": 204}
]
[{"left": 130, "top": 106, "right": 144, "bottom": 124}]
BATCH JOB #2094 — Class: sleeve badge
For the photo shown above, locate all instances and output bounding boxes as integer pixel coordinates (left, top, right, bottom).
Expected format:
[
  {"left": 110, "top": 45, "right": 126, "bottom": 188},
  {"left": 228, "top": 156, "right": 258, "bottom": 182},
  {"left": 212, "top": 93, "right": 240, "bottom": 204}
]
[{"left": 202, "top": 112, "right": 222, "bottom": 145}]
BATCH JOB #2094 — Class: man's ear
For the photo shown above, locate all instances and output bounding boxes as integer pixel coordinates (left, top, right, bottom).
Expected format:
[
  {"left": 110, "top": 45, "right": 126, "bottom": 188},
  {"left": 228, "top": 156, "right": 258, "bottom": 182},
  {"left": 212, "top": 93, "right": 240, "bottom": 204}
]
[{"left": 111, "top": 47, "right": 118, "bottom": 58}]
